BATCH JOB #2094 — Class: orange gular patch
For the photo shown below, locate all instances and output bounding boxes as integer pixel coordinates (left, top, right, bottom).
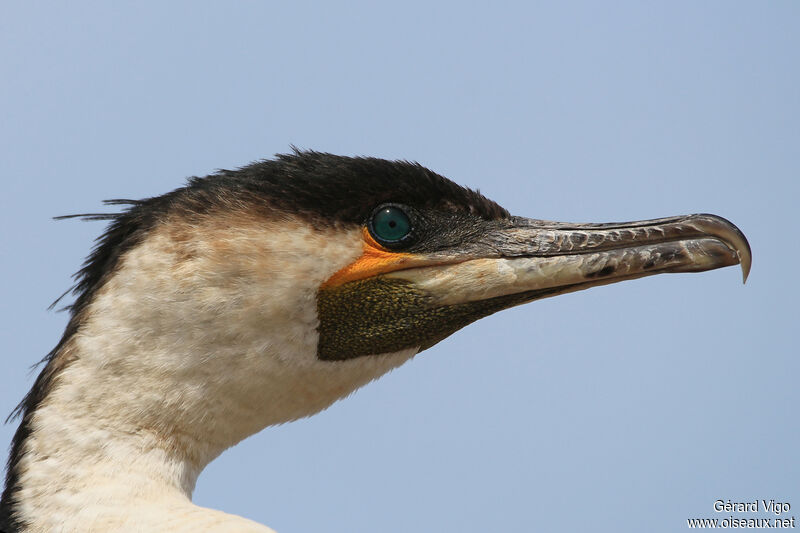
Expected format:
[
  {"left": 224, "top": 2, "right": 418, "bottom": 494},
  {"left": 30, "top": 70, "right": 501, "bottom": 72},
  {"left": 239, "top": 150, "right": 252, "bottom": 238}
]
[{"left": 322, "top": 228, "right": 422, "bottom": 288}]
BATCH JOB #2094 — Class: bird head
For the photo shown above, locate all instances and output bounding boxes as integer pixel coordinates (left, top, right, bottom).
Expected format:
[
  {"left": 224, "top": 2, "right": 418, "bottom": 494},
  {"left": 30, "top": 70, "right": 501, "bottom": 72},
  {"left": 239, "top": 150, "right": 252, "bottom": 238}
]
[
  {"left": 11, "top": 151, "right": 751, "bottom": 463},
  {"left": 0, "top": 151, "right": 751, "bottom": 532}
]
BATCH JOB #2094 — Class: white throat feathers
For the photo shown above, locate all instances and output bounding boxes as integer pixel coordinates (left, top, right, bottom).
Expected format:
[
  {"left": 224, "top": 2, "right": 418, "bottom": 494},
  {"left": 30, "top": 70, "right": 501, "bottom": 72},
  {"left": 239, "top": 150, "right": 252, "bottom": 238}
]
[{"left": 6, "top": 210, "right": 418, "bottom": 532}]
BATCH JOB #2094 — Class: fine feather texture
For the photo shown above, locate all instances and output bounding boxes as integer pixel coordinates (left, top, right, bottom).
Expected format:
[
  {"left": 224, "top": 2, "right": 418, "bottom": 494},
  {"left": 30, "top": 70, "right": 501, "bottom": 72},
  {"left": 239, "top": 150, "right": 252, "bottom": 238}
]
[{"left": 0, "top": 151, "right": 504, "bottom": 531}]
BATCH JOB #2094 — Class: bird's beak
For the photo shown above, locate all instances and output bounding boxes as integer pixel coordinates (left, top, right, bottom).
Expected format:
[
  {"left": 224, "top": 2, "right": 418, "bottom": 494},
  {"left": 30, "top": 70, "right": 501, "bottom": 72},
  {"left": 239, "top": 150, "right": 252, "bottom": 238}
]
[
  {"left": 385, "top": 213, "right": 751, "bottom": 307},
  {"left": 317, "top": 213, "right": 750, "bottom": 360}
]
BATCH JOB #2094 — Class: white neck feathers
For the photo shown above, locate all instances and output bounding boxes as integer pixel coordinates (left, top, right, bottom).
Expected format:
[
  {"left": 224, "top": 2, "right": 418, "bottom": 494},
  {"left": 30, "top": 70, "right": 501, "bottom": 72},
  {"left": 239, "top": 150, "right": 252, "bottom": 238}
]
[{"left": 10, "top": 212, "right": 418, "bottom": 532}]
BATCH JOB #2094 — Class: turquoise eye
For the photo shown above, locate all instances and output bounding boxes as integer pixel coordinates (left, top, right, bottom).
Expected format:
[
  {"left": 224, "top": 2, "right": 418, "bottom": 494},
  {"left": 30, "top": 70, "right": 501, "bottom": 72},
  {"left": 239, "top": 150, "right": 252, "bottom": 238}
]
[{"left": 370, "top": 205, "right": 412, "bottom": 243}]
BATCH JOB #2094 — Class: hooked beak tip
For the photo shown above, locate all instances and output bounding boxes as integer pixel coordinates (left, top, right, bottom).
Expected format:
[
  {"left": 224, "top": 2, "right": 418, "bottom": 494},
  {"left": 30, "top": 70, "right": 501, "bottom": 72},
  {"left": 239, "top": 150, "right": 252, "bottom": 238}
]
[{"left": 740, "top": 254, "right": 751, "bottom": 284}]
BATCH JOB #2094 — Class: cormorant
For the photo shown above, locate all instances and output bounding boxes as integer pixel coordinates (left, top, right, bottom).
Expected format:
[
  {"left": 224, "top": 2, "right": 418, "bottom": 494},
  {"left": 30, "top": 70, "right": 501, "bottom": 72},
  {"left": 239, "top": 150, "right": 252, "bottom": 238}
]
[{"left": 0, "top": 151, "right": 750, "bottom": 532}]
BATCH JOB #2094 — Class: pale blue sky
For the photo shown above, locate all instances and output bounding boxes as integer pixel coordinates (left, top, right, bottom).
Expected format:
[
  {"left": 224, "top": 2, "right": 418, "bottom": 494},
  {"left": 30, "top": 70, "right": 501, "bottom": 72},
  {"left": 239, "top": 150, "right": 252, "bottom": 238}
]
[{"left": 1, "top": 2, "right": 797, "bottom": 532}]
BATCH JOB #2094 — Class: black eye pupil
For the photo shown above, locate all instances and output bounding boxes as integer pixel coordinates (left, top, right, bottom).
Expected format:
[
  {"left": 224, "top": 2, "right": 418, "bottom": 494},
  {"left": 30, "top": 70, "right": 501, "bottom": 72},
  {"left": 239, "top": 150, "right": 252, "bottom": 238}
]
[{"left": 370, "top": 205, "right": 412, "bottom": 244}]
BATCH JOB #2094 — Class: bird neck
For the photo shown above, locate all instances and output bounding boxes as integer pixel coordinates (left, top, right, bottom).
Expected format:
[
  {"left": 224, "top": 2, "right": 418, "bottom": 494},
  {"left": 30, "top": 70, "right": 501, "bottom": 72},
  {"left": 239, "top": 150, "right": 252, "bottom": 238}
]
[
  {"left": 6, "top": 217, "right": 417, "bottom": 531},
  {"left": 10, "top": 337, "right": 281, "bottom": 533}
]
